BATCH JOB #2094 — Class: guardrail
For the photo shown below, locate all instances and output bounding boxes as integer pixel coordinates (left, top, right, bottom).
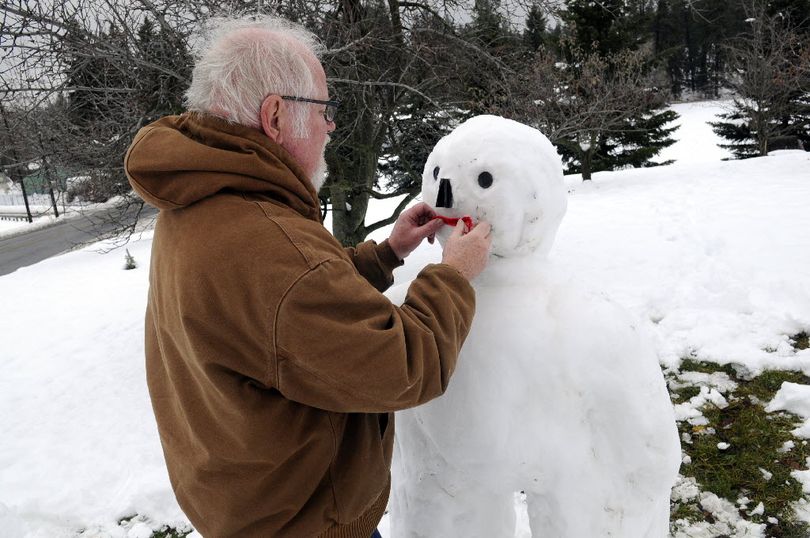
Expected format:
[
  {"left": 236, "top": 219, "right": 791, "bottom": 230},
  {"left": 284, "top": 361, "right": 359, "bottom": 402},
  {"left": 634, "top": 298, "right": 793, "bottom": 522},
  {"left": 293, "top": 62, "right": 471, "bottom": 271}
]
[{"left": 0, "top": 207, "right": 54, "bottom": 222}]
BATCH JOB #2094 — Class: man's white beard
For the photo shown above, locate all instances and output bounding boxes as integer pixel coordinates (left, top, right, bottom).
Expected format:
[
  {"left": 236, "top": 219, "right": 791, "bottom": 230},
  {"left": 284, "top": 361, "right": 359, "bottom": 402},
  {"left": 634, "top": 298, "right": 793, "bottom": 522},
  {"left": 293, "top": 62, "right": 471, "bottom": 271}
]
[
  {"left": 310, "top": 153, "right": 328, "bottom": 193},
  {"left": 310, "top": 138, "right": 329, "bottom": 193}
]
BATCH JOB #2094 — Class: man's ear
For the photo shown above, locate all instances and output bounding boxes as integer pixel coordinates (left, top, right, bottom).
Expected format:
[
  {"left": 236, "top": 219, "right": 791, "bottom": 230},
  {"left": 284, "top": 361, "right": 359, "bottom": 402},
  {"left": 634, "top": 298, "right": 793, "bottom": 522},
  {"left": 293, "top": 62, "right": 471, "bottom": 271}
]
[{"left": 260, "top": 95, "right": 285, "bottom": 143}]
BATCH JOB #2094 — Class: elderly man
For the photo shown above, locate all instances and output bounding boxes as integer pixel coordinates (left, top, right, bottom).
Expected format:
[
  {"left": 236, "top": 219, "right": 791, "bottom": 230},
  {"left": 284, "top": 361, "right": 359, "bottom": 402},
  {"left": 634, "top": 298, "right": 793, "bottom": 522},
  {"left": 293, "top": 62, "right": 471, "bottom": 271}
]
[{"left": 125, "top": 15, "right": 490, "bottom": 538}]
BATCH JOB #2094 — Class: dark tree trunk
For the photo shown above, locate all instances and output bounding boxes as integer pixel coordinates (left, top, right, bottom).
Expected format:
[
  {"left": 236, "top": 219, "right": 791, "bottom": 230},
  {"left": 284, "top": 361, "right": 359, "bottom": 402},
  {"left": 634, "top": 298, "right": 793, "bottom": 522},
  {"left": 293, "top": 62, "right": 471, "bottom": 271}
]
[
  {"left": 38, "top": 134, "right": 60, "bottom": 218},
  {"left": 20, "top": 179, "right": 33, "bottom": 223},
  {"left": 46, "top": 174, "right": 60, "bottom": 218},
  {"left": 581, "top": 146, "right": 593, "bottom": 181}
]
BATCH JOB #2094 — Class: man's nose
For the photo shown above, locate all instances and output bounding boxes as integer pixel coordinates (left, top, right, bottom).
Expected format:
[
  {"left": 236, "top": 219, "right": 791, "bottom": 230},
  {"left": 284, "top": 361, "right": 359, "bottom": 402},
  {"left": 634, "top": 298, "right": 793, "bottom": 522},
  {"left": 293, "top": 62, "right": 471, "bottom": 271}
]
[{"left": 326, "top": 120, "right": 336, "bottom": 133}]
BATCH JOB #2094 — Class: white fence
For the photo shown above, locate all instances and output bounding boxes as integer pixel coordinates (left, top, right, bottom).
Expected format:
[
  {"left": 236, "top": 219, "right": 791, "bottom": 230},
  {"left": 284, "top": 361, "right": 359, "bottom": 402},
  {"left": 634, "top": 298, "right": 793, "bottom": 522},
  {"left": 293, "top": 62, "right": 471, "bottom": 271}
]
[{"left": 0, "top": 193, "right": 62, "bottom": 207}]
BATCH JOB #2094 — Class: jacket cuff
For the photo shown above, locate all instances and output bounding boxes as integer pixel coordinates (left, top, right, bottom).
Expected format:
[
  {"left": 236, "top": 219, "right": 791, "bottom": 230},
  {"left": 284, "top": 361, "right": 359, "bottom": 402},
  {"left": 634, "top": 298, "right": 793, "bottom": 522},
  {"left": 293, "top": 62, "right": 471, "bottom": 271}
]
[{"left": 377, "top": 239, "right": 405, "bottom": 272}]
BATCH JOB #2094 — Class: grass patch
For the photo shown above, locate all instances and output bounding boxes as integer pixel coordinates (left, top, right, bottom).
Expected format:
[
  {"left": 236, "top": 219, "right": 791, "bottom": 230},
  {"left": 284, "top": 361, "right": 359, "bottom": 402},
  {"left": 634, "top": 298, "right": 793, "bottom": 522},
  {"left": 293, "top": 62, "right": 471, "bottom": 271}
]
[
  {"left": 151, "top": 527, "right": 192, "bottom": 538},
  {"left": 111, "top": 516, "right": 191, "bottom": 538},
  {"left": 677, "top": 363, "right": 810, "bottom": 536},
  {"left": 671, "top": 500, "right": 703, "bottom": 522},
  {"left": 747, "top": 370, "right": 810, "bottom": 401},
  {"left": 793, "top": 332, "right": 809, "bottom": 351},
  {"left": 671, "top": 384, "right": 702, "bottom": 403},
  {"left": 679, "top": 359, "right": 738, "bottom": 377}
]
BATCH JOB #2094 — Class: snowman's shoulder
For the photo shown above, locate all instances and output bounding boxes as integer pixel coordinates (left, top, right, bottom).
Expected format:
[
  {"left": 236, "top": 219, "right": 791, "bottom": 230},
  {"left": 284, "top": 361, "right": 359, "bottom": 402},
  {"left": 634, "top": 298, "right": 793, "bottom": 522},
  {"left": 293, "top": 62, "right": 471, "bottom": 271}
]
[{"left": 546, "top": 275, "right": 654, "bottom": 351}]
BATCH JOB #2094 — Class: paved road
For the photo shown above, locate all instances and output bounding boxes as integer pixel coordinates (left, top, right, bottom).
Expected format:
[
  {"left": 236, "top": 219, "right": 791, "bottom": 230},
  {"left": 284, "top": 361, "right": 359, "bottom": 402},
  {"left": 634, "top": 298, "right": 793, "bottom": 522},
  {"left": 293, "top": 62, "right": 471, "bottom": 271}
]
[{"left": 0, "top": 204, "right": 157, "bottom": 276}]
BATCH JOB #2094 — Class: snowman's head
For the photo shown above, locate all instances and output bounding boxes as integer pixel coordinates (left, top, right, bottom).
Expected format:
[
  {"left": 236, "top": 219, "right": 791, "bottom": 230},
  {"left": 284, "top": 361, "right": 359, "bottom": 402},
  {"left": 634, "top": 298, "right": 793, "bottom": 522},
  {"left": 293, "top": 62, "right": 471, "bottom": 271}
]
[{"left": 422, "top": 115, "right": 567, "bottom": 258}]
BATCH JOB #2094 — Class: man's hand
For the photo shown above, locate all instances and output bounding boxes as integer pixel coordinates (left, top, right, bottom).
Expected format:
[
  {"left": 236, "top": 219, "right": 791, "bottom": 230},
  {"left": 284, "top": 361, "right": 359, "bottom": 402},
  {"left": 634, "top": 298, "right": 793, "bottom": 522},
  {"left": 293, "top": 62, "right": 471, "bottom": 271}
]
[
  {"left": 441, "top": 220, "right": 492, "bottom": 281},
  {"left": 388, "top": 202, "right": 446, "bottom": 260}
]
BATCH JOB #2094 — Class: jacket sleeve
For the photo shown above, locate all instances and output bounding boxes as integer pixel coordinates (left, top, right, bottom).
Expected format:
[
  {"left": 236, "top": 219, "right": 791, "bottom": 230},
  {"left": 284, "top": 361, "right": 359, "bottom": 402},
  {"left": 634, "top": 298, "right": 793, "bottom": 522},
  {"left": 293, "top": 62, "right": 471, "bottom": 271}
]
[
  {"left": 343, "top": 239, "right": 403, "bottom": 292},
  {"left": 273, "top": 259, "right": 475, "bottom": 413}
]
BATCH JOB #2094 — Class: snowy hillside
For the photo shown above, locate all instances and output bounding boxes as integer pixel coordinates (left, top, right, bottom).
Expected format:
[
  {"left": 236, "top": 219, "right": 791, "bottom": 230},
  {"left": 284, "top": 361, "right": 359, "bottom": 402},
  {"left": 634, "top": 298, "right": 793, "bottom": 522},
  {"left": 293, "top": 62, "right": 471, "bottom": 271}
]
[{"left": 2, "top": 102, "right": 810, "bottom": 537}]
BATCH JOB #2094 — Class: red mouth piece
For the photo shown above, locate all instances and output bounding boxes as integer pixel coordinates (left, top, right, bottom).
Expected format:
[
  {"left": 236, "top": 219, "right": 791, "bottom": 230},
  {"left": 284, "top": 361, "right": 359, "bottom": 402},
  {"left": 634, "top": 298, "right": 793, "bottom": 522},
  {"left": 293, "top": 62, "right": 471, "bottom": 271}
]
[{"left": 433, "top": 215, "right": 474, "bottom": 230}]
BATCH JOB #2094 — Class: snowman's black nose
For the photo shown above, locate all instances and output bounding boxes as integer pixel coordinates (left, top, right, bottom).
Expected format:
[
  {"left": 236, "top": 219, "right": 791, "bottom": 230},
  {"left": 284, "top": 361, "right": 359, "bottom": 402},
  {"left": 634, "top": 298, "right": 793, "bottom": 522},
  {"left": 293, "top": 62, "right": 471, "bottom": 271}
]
[{"left": 436, "top": 177, "right": 453, "bottom": 208}]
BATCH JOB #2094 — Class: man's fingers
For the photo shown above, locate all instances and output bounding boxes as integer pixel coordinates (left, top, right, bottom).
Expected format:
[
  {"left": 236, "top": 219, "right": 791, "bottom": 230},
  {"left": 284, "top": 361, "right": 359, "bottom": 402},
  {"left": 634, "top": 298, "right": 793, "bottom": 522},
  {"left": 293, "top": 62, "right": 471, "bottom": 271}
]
[
  {"left": 471, "top": 221, "right": 491, "bottom": 237},
  {"left": 427, "top": 218, "right": 444, "bottom": 233},
  {"left": 451, "top": 220, "right": 466, "bottom": 237},
  {"left": 412, "top": 202, "right": 436, "bottom": 220}
]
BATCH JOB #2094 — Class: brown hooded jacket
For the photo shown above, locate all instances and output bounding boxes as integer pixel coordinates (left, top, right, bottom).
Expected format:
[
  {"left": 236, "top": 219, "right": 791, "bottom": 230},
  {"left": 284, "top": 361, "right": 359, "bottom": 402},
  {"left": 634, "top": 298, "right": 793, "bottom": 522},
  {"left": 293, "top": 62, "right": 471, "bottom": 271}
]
[{"left": 124, "top": 113, "right": 475, "bottom": 537}]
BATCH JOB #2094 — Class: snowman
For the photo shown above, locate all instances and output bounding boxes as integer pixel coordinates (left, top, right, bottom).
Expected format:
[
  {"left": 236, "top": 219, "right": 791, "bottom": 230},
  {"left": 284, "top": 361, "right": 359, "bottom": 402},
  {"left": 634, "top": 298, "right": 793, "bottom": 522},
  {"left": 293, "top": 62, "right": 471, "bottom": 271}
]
[{"left": 388, "top": 115, "right": 681, "bottom": 538}]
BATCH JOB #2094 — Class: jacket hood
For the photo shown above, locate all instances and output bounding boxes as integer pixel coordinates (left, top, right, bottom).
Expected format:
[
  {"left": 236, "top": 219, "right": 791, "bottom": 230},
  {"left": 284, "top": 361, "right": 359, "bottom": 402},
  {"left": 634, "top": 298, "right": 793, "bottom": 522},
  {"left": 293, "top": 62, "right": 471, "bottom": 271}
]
[{"left": 124, "top": 113, "right": 320, "bottom": 221}]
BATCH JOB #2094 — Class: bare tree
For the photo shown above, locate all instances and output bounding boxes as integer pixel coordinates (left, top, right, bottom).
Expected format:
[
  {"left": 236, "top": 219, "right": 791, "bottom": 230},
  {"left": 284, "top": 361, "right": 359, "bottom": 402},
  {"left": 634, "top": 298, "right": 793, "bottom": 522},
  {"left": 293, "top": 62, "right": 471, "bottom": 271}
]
[
  {"left": 1, "top": 0, "right": 193, "bottom": 242},
  {"left": 1, "top": 0, "right": 549, "bottom": 245},
  {"left": 319, "top": 0, "right": 531, "bottom": 244}
]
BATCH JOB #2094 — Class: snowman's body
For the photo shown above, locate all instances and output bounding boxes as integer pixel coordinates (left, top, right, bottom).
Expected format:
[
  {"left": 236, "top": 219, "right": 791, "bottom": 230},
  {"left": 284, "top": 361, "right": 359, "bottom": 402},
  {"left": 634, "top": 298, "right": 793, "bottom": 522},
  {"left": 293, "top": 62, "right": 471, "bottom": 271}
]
[{"left": 389, "top": 116, "right": 680, "bottom": 538}]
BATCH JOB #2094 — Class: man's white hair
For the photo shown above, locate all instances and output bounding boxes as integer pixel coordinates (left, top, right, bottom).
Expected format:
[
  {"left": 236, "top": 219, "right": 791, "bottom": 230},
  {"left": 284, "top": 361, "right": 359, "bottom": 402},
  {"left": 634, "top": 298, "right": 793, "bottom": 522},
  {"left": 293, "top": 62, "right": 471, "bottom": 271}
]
[{"left": 185, "top": 15, "right": 325, "bottom": 138}]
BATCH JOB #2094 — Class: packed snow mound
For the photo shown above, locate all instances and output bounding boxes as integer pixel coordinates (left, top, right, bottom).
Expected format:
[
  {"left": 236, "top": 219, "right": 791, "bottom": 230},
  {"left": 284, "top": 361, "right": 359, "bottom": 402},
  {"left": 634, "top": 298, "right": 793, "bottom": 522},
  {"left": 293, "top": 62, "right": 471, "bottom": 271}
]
[{"left": 390, "top": 115, "right": 682, "bottom": 538}]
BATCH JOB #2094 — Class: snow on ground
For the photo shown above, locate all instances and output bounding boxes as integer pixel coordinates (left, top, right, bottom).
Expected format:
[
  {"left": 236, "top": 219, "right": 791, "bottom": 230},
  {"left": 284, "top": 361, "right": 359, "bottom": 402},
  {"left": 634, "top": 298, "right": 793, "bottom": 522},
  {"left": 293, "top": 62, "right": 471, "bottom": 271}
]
[
  {"left": 2, "top": 101, "right": 810, "bottom": 537},
  {"left": 768, "top": 383, "right": 810, "bottom": 439},
  {"left": 655, "top": 99, "right": 734, "bottom": 165},
  {"left": 0, "top": 207, "right": 57, "bottom": 239}
]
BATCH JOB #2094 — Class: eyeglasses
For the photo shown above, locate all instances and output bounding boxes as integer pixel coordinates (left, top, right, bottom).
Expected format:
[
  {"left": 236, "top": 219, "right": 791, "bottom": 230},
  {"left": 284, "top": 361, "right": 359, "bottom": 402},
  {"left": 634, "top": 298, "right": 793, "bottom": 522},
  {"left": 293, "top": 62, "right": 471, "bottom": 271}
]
[{"left": 281, "top": 96, "right": 340, "bottom": 123}]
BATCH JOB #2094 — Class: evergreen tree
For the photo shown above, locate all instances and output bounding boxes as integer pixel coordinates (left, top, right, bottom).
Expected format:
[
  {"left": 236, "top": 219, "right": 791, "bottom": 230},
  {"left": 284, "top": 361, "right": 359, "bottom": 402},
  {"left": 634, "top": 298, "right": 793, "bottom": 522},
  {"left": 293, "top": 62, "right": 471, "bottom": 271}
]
[
  {"left": 561, "top": 0, "right": 652, "bottom": 58},
  {"left": 766, "top": 0, "right": 810, "bottom": 151},
  {"left": 651, "top": 0, "right": 749, "bottom": 97},
  {"left": 523, "top": 5, "right": 550, "bottom": 51},
  {"left": 595, "top": 108, "right": 679, "bottom": 169},
  {"left": 460, "top": 0, "right": 523, "bottom": 115},
  {"left": 134, "top": 17, "right": 191, "bottom": 126},
  {"left": 711, "top": 106, "right": 759, "bottom": 158},
  {"left": 64, "top": 22, "right": 132, "bottom": 130},
  {"left": 58, "top": 15, "right": 191, "bottom": 202},
  {"left": 767, "top": 0, "right": 810, "bottom": 32},
  {"left": 546, "top": 0, "right": 677, "bottom": 179},
  {"left": 710, "top": 3, "right": 810, "bottom": 158}
]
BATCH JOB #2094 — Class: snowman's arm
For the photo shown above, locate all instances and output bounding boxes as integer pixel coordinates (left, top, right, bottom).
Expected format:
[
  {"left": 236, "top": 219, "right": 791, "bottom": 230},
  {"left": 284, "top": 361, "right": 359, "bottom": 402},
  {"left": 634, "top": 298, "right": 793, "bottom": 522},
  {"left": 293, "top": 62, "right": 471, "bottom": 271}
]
[{"left": 274, "top": 258, "right": 475, "bottom": 413}]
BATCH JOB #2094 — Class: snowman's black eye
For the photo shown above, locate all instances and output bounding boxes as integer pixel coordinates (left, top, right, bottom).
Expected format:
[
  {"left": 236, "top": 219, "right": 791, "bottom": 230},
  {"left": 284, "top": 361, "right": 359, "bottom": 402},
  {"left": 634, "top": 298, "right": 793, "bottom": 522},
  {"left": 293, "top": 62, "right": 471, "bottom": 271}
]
[
  {"left": 478, "top": 171, "right": 493, "bottom": 189},
  {"left": 433, "top": 166, "right": 440, "bottom": 180}
]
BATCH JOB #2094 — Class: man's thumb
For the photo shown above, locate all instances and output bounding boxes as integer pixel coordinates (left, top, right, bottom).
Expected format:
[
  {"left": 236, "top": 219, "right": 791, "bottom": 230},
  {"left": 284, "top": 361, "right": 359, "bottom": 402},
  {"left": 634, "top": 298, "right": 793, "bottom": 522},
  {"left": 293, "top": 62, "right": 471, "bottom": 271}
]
[{"left": 451, "top": 220, "right": 465, "bottom": 238}]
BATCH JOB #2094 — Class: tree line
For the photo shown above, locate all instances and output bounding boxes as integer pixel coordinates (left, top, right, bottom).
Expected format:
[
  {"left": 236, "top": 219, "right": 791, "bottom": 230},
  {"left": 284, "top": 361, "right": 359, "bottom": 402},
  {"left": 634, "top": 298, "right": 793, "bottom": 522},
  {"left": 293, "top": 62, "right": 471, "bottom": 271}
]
[{"left": 1, "top": 0, "right": 808, "bottom": 244}]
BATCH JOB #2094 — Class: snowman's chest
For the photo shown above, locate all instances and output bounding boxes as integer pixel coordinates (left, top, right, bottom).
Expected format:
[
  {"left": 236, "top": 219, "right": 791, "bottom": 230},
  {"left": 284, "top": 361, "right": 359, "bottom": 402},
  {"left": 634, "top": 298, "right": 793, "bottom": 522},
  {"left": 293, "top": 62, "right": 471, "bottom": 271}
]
[
  {"left": 450, "top": 282, "right": 609, "bottom": 402},
  {"left": 462, "top": 285, "right": 554, "bottom": 359},
  {"left": 449, "top": 287, "right": 556, "bottom": 394}
]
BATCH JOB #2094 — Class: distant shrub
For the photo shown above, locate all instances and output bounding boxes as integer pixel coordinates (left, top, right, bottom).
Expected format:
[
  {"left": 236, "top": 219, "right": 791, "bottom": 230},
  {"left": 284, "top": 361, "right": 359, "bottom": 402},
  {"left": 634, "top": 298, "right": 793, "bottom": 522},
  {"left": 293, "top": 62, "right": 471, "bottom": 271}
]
[{"left": 124, "top": 249, "right": 137, "bottom": 270}]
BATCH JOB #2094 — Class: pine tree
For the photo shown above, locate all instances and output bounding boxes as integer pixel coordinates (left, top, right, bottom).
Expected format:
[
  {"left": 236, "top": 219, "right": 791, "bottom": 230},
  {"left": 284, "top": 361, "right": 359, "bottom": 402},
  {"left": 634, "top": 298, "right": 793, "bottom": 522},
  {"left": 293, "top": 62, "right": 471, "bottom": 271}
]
[
  {"left": 461, "top": 0, "right": 522, "bottom": 115},
  {"left": 548, "top": 0, "right": 678, "bottom": 179},
  {"left": 766, "top": 0, "right": 810, "bottom": 151},
  {"left": 597, "top": 108, "right": 680, "bottom": 169},
  {"left": 64, "top": 22, "right": 132, "bottom": 130},
  {"left": 523, "top": 5, "right": 550, "bottom": 52},
  {"left": 710, "top": 3, "right": 810, "bottom": 158},
  {"left": 767, "top": 0, "right": 810, "bottom": 32},
  {"left": 711, "top": 105, "right": 759, "bottom": 158},
  {"left": 561, "top": 0, "right": 650, "bottom": 58},
  {"left": 651, "top": 0, "right": 749, "bottom": 97},
  {"left": 134, "top": 17, "right": 191, "bottom": 126}
]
